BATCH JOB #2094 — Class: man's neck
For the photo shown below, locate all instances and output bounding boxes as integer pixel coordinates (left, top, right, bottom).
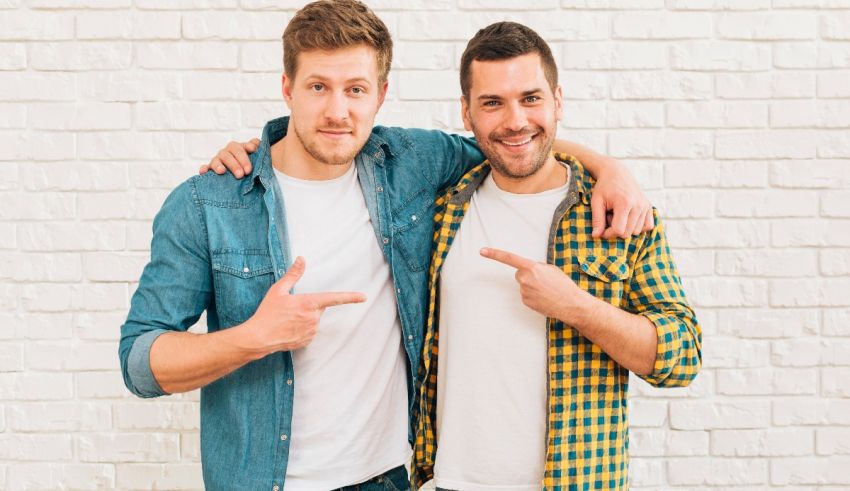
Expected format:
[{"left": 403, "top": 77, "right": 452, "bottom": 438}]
[
  {"left": 270, "top": 132, "right": 353, "bottom": 181},
  {"left": 490, "top": 154, "right": 568, "bottom": 194}
]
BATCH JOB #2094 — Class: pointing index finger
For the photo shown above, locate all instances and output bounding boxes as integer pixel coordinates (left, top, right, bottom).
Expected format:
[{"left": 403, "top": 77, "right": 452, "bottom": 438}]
[
  {"left": 480, "top": 247, "right": 535, "bottom": 270},
  {"left": 307, "top": 291, "right": 367, "bottom": 309}
]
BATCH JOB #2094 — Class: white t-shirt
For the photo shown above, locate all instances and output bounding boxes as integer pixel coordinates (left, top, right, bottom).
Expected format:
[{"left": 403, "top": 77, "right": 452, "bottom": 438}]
[
  {"left": 435, "top": 172, "right": 568, "bottom": 491},
  {"left": 274, "top": 164, "right": 411, "bottom": 489}
]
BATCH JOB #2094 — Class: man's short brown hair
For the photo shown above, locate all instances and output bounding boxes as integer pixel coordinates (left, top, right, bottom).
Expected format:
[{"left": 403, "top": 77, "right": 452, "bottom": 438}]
[
  {"left": 459, "top": 21, "right": 558, "bottom": 99},
  {"left": 283, "top": 0, "right": 393, "bottom": 83}
]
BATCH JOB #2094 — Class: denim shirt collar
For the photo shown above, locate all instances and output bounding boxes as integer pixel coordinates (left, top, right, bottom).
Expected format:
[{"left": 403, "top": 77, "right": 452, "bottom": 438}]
[{"left": 242, "top": 116, "right": 393, "bottom": 196}]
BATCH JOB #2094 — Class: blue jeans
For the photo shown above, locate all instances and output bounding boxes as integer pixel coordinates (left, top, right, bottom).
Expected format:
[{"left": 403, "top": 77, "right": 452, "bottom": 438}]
[{"left": 333, "top": 465, "right": 410, "bottom": 491}]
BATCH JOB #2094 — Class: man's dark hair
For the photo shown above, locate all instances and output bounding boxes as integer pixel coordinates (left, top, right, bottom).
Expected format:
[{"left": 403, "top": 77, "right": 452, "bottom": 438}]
[{"left": 459, "top": 21, "right": 558, "bottom": 99}]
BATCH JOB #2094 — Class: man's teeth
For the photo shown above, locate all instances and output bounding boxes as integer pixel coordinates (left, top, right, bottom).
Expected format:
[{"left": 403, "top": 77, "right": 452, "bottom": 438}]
[{"left": 501, "top": 137, "right": 533, "bottom": 146}]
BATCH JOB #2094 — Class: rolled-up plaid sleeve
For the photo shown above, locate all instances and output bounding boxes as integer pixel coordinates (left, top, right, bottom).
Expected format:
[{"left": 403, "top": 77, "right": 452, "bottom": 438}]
[{"left": 628, "top": 208, "right": 702, "bottom": 388}]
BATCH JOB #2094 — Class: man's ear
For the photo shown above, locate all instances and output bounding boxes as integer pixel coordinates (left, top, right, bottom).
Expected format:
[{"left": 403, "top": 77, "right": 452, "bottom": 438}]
[
  {"left": 554, "top": 85, "right": 564, "bottom": 123},
  {"left": 460, "top": 95, "right": 472, "bottom": 132},
  {"left": 282, "top": 73, "right": 293, "bottom": 109},
  {"left": 377, "top": 79, "right": 389, "bottom": 110}
]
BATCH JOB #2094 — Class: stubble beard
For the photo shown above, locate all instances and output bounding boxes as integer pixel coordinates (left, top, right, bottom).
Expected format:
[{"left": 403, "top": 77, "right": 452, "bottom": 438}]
[
  {"left": 294, "top": 121, "right": 361, "bottom": 167},
  {"left": 476, "top": 123, "right": 556, "bottom": 180}
]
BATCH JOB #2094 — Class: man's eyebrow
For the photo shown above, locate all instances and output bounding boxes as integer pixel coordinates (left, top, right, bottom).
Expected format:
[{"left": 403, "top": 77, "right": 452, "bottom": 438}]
[
  {"left": 302, "top": 74, "right": 373, "bottom": 86},
  {"left": 477, "top": 88, "right": 545, "bottom": 101}
]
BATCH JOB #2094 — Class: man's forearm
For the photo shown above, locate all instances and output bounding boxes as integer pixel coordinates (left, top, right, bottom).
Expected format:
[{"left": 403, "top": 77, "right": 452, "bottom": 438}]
[
  {"left": 149, "top": 322, "right": 267, "bottom": 394},
  {"left": 562, "top": 294, "right": 658, "bottom": 376},
  {"left": 551, "top": 139, "right": 614, "bottom": 179}
]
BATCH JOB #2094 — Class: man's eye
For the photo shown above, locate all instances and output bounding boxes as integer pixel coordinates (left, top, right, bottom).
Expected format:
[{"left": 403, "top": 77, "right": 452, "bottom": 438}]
[
  {"left": 483, "top": 100, "right": 500, "bottom": 107},
  {"left": 350, "top": 87, "right": 365, "bottom": 95},
  {"left": 310, "top": 84, "right": 324, "bottom": 92},
  {"left": 524, "top": 96, "right": 540, "bottom": 103}
]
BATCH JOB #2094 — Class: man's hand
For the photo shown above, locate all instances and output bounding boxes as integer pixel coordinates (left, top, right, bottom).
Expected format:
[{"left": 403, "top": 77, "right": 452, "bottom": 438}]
[
  {"left": 199, "top": 138, "right": 260, "bottom": 179},
  {"left": 244, "top": 257, "right": 366, "bottom": 354},
  {"left": 590, "top": 159, "right": 653, "bottom": 239},
  {"left": 480, "top": 247, "right": 593, "bottom": 324}
]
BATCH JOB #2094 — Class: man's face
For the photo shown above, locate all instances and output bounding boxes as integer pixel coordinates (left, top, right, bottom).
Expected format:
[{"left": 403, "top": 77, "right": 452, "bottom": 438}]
[
  {"left": 461, "top": 53, "right": 563, "bottom": 179},
  {"left": 283, "top": 45, "right": 388, "bottom": 166}
]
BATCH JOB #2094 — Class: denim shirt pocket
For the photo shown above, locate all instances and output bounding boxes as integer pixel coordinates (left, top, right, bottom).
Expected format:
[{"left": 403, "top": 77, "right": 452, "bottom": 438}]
[
  {"left": 392, "top": 188, "right": 434, "bottom": 272},
  {"left": 211, "top": 250, "right": 275, "bottom": 327}
]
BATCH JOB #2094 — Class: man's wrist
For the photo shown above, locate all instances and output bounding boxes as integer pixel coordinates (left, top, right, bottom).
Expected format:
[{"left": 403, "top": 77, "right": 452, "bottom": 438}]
[{"left": 229, "top": 319, "right": 272, "bottom": 362}]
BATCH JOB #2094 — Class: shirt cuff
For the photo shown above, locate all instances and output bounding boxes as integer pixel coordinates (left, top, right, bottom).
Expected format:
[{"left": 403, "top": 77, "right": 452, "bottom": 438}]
[{"left": 127, "top": 329, "right": 170, "bottom": 398}]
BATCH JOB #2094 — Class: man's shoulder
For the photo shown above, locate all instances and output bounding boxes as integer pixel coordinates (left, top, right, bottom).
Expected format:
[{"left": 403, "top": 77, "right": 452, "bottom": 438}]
[{"left": 185, "top": 171, "right": 259, "bottom": 208}]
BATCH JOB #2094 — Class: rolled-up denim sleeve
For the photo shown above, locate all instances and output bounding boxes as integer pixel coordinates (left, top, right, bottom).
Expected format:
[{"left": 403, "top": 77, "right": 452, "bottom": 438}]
[
  {"left": 119, "top": 177, "right": 213, "bottom": 398},
  {"left": 404, "top": 128, "right": 484, "bottom": 190}
]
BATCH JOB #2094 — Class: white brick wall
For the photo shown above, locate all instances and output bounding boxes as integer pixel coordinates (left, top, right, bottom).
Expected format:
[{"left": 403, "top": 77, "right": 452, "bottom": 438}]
[{"left": 0, "top": 1, "right": 848, "bottom": 489}]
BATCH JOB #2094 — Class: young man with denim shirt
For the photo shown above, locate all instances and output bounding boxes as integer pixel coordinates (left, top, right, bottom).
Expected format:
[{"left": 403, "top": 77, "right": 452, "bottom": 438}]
[
  {"left": 119, "top": 1, "right": 651, "bottom": 489},
  {"left": 410, "top": 22, "right": 702, "bottom": 490}
]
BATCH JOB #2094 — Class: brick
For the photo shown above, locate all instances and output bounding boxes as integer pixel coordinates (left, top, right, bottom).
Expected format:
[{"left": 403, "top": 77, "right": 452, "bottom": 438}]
[
  {"left": 459, "top": 0, "right": 557, "bottom": 7},
  {"left": 774, "top": 0, "right": 850, "bottom": 6},
  {"left": 718, "top": 308, "right": 819, "bottom": 339},
  {"left": 0, "top": 103, "right": 24, "bottom": 129},
  {"left": 771, "top": 160, "right": 850, "bottom": 188},
  {"left": 8, "top": 402, "right": 111, "bottom": 431},
  {"left": 115, "top": 463, "right": 203, "bottom": 490},
  {"left": 664, "top": 160, "right": 767, "bottom": 188},
  {"left": 240, "top": 41, "right": 283, "bottom": 72},
  {"left": 76, "top": 371, "right": 131, "bottom": 399},
  {"left": 654, "top": 190, "right": 714, "bottom": 218},
  {"left": 612, "top": 12, "right": 711, "bottom": 39},
  {"left": 773, "top": 398, "right": 830, "bottom": 426},
  {"left": 0, "top": 253, "right": 82, "bottom": 282},
  {"left": 21, "top": 283, "right": 128, "bottom": 313},
  {"left": 0, "top": 343, "right": 22, "bottom": 372},
  {"left": 671, "top": 42, "right": 770, "bottom": 71},
  {"left": 817, "top": 427, "right": 850, "bottom": 455},
  {"left": 629, "top": 457, "right": 664, "bottom": 486},
  {"left": 25, "top": 342, "right": 118, "bottom": 371},
  {"left": 22, "top": 162, "right": 129, "bottom": 192},
  {"left": 702, "top": 337, "right": 769, "bottom": 368},
  {"left": 0, "top": 373, "right": 73, "bottom": 400},
  {"left": 716, "top": 72, "right": 815, "bottom": 99},
  {"left": 667, "top": 457, "right": 768, "bottom": 485},
  {"left": 0, "top": 434, "right": 73, "bottom": 461},
  {"left": 716, "top": 130, "right": 818, "bottom": 159},
  {"left": 821, "top": 249, "right": 850, "bottom": 276},
  {"left": 135, "top": 102, "right": 242, "bottom": 131},
  {"left": 73, "top": 312, "right": 124, "bottom": 341},
  {"left": 603, "top": 101, "right": 664, "bottom": 128},
  {"left": 665, "top": 220, "right": 769, "bottom": 248},
  {"left": 716, "top": 368, "right": 817, "bottom": 395},
  {"left": 393, "top": 42, "right": 455, "bottom": 70},
  {"left": 19, "top": 222, "right": 126, "bottom": 252},
  {"left": 138, "top": 43, "right": 238, "bottom": 70},
  {"left": 819, "top": 131, "right": 850, "bottom": 158},
  {"left": 716, "top": 249, "right": 817, "bottom": 277},
  {"left": 817, "top": 43, "right": 850, "bottom": 69},
  {"left": 771, "top": 456, "right": 850, "bottom": 485},
  {"left": 824, "top": 309, "right": 850, "bottom": 336},
  {"left": 630, "top": 429, "right": 708, "bottom": 456},
  {"left": 31, "top": 0, "right": 128, "bottom": 5},
  {"left": 629, "top": 399, "right": 667, "bottom": 427},
  {"left": 76, "top": 11, "right": 180, "bottom": 40},
  {"left": 712, "top": 429, "right": 814, "bottom": 457},
  {"left": 823, "top": 368, "right": 850, "bottom": 397},
  {"left": 0, "top": 312, "right": 72, "bottom": 340},
  {"left": 772, "top": 338, "right": 828, "bottom": 367},
  {"left": 77, "top": 72, "right": 182, "bottom": 102},
  {"left": 774, "top": 42, "right": 819, "bottom": 69},
  {"left": 29, "top": 103, "right": 132, "bottom": 130},
  {"left": 79, "top": 433, "right": 180, "bottom": 463},
  {"left": 818, "top": 72, "right": 850, "bottom": 98},
  {"left": 30, "top": 43, "right": 132, "bottom": 71},
  {"left": 7, "top": 464, "right": 115, "bottom": 491},
  {"left": 669, "top": 249, "right": 714, "bottom": 277},
  {"left": 770, "top": 278, "right": 850, "bottom": 307},
  {"left": 666, "top": 0, "right": 770, "bottom": 8},
  {"left": 113, "top": 402, "right": 200, "bottom": 430},
  {"left": 182, "top": 11, "right": 288, "bottom": 40},
  {"left": 30, "top": 132, "right": 76, "bottom": 161},
  {"left": 78, "top": 132, "right": 183, "bottom": 161},
  {"left": 0, "top": 192, "right": 76, "bottom": 220},
  {"left": 398, "top": 70, "right": 459, "bottom": 100},
  {"left": 822, "top": 192, "right": 850, "bottom": 218},
  {"left": 136, "top": 0, "right": 236, "bottom": 7},
  {"left": 181, "top": 432, "right": 201, "bottom": 460},
  {"left": 0, "top": 73, "right": 75, "bottom": 101},
  {"left": 84, "top": 252, "right": 149, "bottom": 282},
  {"left": 772, "top": 219, "right": 850, "bottom": 247},
  {"left": 0, "top": 12, "right": 74, "bottom": 40},
  {"left": 610, "top": 130, "right": 712, "bottom": 158},
  {"left": 717, "top": 190, "right": 818, "bottom": 218},
  {"left": 717, "top": 13, "right": 817, "bottom": 40},
  {"left": 128, "top": 161, "right": 203, "bottom": 191},
  {"left": 0, "top": 43, "right": 25, "bottom": 70},
  {"left": 0, "top": 283, "right": 19, "bottom": 310},
  {"left": 561, "top": 0, "right": 663, "bottom": 7},
  {"left": 562, "top": 42, "right": 666, "bottom": 70},
  {"left": 667, "top": 101, "right": 766, "bottom": 129},
  {"left": 772, "top": 101, "right": 850, "bottom": 128},
  {"left": 612, "top": 72, "right": 712, "bottom": 100}
]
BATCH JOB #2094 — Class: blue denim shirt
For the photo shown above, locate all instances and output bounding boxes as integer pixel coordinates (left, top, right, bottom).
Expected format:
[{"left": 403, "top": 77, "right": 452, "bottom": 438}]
[{"left": 118, "top": 116, "right": 482, "bottom": 490}]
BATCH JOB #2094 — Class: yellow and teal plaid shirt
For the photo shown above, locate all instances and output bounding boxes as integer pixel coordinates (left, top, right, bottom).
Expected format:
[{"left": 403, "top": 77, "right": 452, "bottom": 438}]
[{"left": 412, "top": 155, "right": 702, "bottom": 490}]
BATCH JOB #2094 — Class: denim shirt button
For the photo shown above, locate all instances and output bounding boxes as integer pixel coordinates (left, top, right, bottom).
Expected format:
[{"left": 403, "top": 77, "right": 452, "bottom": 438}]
[
  {"left": 376, "top": 186, "right": 384, "bottom": 192},
  {"left": 273, "top": 486, "right": 279, "bottom": 491},
  {"left": 280, "top": 434, "right": 287, "bottom": 441},
  {"left": 382, "top": 237, "right": 389, "bottom": 244},
  {"left": 242, "top": 267, "right": 250, "bottom": 273}
]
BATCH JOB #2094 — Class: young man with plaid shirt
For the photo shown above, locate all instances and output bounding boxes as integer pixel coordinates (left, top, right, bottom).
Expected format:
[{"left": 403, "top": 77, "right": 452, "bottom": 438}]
[{"left": 411, "top": 22, "right": 702, "bottom": 491}]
